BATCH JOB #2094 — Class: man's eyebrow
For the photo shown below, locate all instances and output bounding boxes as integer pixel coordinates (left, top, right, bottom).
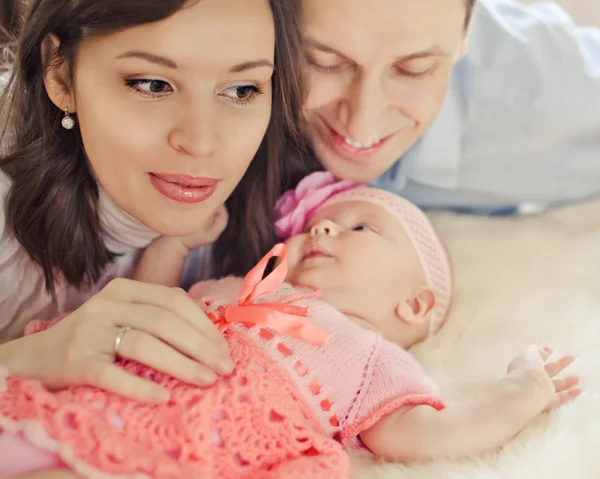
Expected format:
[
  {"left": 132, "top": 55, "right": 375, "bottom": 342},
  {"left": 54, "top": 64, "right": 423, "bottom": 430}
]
[
  {"left": 305, "top": 37, "right": 450, "bottom": 63},
  {"left": 393, "top": 45, "right": 450, "bottom": 62},
  {"left": 305, "top": 37, "right": 351, "bottom": 60}
]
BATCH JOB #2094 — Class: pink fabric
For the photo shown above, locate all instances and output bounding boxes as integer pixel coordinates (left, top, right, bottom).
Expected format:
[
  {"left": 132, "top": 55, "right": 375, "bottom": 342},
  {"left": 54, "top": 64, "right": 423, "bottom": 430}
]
[
  {"left": 274, "top": 172, "right": 358, "bottom": 239},
  {"left": 0, "top": 428, "right": 65, "bottom": 475},
  {"left": 0, "top": 247, "right": 443, "bottom": 478},
  {"left": 207, "top": 244, "right": 331, "bottom": 346},
  {"left": 0, "top": 334, "right": 349, "bottom": 479}
]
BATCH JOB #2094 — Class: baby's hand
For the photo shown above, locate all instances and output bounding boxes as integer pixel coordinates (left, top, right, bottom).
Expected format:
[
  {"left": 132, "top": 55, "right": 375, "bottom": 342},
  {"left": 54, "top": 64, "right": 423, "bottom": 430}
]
[
  {"left": 506, "top": 346, "right": 581, "bottom": 412},
  {"left": 175, "top": 204, "right": 229, "bottom": 252}
]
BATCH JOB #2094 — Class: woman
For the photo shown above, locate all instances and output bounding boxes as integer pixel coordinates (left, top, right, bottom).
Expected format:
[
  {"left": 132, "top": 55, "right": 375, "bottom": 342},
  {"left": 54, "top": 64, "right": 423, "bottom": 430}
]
[
  {"left": 302, "top": 0, "right": 600, "bottom": 213},
  {"left": 0, "top": 0, "right": 306, "bottom": 403}
]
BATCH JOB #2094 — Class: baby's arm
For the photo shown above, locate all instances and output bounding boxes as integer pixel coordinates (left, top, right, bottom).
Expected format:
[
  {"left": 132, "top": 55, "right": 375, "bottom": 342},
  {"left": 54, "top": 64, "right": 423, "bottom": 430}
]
[
  {"left": 361, "top": 347, "right": 580, "bottom": 462},
  {"left": 132, "top": 236, "right": 189, "bottom": 287},
  {"left": 133, "top": 204, "right": 228, "bottom": 287}
]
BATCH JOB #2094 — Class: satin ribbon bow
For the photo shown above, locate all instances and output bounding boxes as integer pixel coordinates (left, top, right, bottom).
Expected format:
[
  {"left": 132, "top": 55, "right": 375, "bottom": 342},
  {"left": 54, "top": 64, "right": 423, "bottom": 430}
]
[{"left": 207, "top": 244, "right": 331, "bottom": 347}]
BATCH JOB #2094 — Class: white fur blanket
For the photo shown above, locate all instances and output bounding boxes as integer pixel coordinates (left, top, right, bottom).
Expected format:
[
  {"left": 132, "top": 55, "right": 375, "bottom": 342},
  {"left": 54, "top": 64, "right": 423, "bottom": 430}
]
[{"left": 353, "top": 198, "right": 600, "bottom": 478}]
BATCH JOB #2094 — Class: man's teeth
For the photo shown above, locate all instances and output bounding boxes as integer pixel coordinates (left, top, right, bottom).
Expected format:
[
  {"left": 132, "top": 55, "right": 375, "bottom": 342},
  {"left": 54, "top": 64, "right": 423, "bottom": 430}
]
[{"left": 343, "top": 137, "right": 380, "bottom": 149}]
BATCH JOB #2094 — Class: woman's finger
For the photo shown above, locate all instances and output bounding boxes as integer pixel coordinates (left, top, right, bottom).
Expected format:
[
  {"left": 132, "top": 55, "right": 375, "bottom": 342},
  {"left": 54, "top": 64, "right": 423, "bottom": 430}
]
[
  {"left": 85, "top": 361, "right": 171, "bottom": 403},
  {"left": 105, "top": 303, "right": 233, "bottom": 375},
  {"left": 102, "top": 279, "right": 229, "bottom": 351},
  {"left": 114, "top": 327, "right": 221, "bottom": 386}
]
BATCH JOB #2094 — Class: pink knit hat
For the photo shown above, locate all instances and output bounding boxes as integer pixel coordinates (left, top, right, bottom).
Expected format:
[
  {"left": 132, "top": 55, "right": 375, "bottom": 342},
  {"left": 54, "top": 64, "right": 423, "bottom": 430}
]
[{"left": 274, "top": 172, "right": 452, "bottom": 334}]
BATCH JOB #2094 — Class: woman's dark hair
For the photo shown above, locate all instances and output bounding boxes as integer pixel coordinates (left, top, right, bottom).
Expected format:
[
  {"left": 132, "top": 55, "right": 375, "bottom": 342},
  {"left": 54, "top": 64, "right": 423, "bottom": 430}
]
[
  {"left": 465, "top": 0, "right": 476, "bottom": 28},
  {"left": 0, "top": 0, "right": 314, "bottom": 292},
  {"left": 213, "top": 1, "right": 319, "bottom": 277}
]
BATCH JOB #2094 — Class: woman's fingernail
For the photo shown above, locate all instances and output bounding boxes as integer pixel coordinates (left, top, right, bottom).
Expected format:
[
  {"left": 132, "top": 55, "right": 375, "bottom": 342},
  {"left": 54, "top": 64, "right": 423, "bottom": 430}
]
[
  {"left": 197, "top": 369, "right": 218, "bottom": 385},
  {"left": 151, "top": 388, "right": 170, "bottom": 403},
  {"left": 215, "top": 358, "right": 234, "bottom": 376}
]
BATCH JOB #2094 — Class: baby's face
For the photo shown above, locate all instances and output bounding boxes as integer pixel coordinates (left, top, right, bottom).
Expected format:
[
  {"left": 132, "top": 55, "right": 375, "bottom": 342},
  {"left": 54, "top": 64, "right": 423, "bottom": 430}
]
[{"left": 285, "top": 200, "right": 430, "bottom": 345}]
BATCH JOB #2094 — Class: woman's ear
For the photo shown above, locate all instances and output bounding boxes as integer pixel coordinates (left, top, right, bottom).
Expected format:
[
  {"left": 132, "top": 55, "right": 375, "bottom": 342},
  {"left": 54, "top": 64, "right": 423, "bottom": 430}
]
[
  {"left": 41, "top": 33, "right": 76, "bottom": 113},
  {"left": 395, "top": 287, "right": 436, "bottom": 325}
]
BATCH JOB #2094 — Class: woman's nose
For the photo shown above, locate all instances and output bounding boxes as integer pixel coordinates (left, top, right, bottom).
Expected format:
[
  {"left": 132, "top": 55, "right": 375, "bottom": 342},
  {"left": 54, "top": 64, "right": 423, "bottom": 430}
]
[
  {"left": 168, "top": 100, "right": 218, "bottom": 158},
  {"left": 310, "top": 219, "right": 340, "bottom": 237}
]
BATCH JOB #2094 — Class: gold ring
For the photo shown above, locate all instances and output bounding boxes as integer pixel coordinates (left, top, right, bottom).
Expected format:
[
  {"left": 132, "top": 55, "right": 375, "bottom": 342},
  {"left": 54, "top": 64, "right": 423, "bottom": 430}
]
[{"left": 113, "top": 325, "right": 132, "bottom": 358}]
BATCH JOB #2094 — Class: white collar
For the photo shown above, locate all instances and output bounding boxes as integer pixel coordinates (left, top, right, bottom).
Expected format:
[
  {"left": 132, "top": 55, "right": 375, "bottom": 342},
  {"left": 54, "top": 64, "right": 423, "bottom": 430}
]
[{"left": 98, "top": 187, "right": 160, "bottom": 253}]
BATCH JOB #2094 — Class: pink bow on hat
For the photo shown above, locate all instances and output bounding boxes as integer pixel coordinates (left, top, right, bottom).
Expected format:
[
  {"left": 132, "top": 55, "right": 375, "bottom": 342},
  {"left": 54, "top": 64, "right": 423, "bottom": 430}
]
[{"left": 274, "top": 172, "right": 359, "bottom": 240}]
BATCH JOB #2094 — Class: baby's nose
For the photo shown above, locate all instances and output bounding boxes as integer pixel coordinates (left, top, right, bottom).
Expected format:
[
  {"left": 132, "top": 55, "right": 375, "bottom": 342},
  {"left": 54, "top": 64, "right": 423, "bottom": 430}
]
[{"left": 310, "top": 219, "right": 339, "bottom": 237}]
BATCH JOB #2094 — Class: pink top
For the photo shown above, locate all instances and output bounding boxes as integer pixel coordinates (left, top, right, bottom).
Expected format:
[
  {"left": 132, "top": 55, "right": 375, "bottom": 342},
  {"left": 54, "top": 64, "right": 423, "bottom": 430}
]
[
  {"left": 0, "top": 173, "right": 210, "bottom": 342},
  {"left": 189, "top": 248, "right": 444, "bottom": 446}
]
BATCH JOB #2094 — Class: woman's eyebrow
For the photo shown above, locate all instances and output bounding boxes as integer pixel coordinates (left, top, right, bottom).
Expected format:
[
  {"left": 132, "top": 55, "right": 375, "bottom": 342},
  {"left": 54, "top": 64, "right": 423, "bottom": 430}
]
[
  {"left": 116, "top": 51, "right": 274, "bottom": 73},
  {"left": 228, "top": 60, "right": 274, "bottom": 73},
  {"left": 116, "top": 50, "right": 178, "bottom": 69}
]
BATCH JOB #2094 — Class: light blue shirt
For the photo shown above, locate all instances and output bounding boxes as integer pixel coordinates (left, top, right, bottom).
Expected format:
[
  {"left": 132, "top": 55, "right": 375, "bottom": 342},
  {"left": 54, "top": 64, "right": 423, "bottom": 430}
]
[{"left": 372, "top": 0, "right": 600, "bottom": 215}]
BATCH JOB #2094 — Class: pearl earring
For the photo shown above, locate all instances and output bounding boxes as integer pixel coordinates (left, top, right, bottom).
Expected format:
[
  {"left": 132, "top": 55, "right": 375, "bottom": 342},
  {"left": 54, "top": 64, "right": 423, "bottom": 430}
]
[{"left": 61, "top": 108, "right": 75, "bottom": 130}]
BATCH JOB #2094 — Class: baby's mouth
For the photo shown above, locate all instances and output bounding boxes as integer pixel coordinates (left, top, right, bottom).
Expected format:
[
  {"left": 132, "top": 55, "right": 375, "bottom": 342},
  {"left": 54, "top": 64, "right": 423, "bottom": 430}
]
[{"left": 301, "top": 243, "right": 332, "bottom": 262}]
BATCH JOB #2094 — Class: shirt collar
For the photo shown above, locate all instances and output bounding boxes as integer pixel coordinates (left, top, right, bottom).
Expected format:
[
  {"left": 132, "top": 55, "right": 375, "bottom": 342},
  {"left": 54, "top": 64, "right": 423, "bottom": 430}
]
[{"left": 98, "top": 187, "right": 160, "bottom": 253}]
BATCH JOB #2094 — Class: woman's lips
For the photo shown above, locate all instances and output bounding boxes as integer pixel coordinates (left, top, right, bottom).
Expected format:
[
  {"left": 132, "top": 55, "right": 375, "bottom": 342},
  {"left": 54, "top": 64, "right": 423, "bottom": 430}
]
[{"left": 149, "top": 173, "right": 219, "bottom": 204}]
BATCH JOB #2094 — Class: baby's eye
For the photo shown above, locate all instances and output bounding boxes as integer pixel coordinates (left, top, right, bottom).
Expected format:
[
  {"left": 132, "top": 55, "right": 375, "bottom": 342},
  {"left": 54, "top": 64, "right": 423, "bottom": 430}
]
[{"left": 351, "top": 224, "right": 373, "bottom": 232}]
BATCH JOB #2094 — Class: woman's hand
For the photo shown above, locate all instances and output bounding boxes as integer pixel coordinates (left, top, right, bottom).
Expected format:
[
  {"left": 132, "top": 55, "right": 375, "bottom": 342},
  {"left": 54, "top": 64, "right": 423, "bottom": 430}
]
[
  {"left": 506, "top": 346, "right": 581, "bottom": 412},
  {"left": 16, "top": 279, "right": 233, "bottom": 402}
]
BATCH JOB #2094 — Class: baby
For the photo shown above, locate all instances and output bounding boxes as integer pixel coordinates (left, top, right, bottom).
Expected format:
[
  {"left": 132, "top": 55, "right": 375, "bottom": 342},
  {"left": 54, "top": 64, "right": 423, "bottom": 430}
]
[{"left": 0, "top": 172, "right": 580, "bottom": 479}]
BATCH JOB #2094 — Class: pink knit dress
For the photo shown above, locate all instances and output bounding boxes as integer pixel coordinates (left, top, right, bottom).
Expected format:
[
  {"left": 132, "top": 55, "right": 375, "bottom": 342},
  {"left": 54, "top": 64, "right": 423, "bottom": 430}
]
[{"left": 0, "top": 245, "right": 444, "bottom": 478}]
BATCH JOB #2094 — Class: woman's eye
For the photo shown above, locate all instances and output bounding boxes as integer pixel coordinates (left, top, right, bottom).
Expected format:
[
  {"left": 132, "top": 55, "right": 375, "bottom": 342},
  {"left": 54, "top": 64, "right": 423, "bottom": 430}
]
[
  {"left": 220, "top": 85, "right": 264, "bottom": 106},
  {"left": 126, "top": 79, "right": 173, "bottom": 97}
]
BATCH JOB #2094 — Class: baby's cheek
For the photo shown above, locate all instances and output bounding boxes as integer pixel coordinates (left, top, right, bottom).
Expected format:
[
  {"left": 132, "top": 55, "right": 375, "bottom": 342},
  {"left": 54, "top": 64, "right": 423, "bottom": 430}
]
[{"left": 282, "top": 236, "right": 304, "bottom": 278}]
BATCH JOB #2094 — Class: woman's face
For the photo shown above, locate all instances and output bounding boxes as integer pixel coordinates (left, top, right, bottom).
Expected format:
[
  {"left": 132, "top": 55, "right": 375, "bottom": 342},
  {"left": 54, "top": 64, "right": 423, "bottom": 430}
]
[
  {"left": 49, "top": 0, "right": 275, "bottom": 237},
  {"left": 303, "top": 0, "right": 467, "bottom": 182}
]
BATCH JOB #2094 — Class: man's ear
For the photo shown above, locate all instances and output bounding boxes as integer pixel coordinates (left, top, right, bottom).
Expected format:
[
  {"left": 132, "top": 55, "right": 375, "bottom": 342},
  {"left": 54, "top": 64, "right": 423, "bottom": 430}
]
[
  {"left": 395, "top": 287, "right": 436, "bottom": 325},
  {"left": 41, "top": 33, "right": 76, "bottom": 113}
]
